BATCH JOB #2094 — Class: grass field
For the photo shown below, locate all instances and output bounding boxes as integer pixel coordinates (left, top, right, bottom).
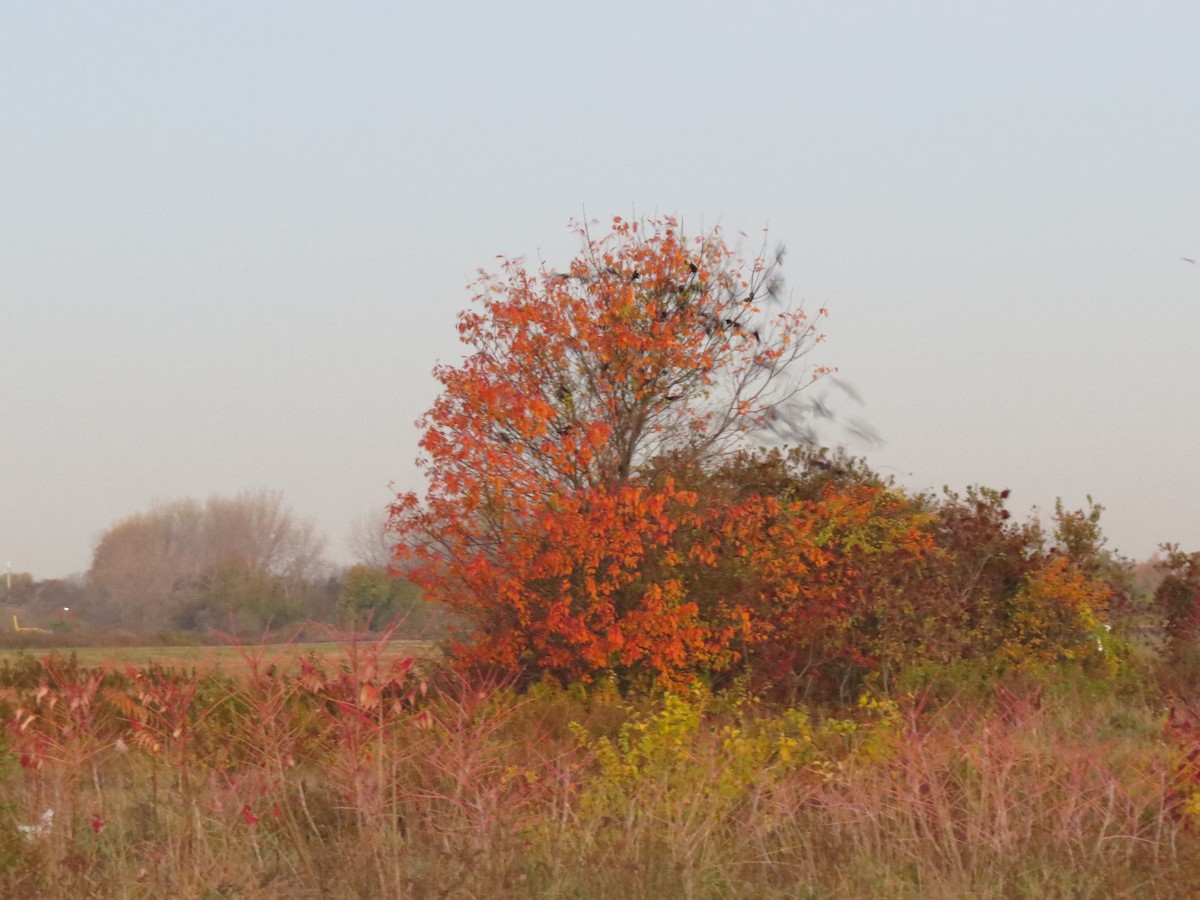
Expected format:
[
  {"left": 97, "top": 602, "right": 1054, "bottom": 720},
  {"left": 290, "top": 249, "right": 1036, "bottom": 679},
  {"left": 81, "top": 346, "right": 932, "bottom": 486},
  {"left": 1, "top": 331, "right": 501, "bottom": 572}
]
[
  {"left": 0, "top": 640, "right": 1198, "bottom": 897},
  {"left": 0, "top": 639, "right": 438, "bottom": 676}
]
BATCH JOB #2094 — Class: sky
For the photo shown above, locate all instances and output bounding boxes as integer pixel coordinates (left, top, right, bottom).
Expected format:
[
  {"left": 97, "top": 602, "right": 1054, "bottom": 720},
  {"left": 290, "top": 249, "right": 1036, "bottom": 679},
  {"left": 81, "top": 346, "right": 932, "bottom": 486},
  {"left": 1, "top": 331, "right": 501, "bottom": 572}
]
[{"left": 3, "top": 3, "right": 1199, "bottom": 580}]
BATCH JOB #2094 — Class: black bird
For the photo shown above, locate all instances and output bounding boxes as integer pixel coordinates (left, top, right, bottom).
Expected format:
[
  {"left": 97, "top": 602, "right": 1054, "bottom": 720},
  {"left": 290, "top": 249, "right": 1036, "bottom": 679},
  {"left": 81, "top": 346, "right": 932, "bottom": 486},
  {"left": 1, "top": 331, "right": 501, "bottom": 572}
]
[{"left": 1183, "top": 257, "right": 1196, "bottom": 264}]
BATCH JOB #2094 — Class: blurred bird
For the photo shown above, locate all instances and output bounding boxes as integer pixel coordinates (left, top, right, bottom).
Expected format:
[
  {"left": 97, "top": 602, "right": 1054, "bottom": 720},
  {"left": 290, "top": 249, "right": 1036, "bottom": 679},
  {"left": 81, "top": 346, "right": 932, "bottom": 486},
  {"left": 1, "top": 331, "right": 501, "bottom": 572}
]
[{"left": 1183, "top": 257, "right": 1196, "bottom": 264}]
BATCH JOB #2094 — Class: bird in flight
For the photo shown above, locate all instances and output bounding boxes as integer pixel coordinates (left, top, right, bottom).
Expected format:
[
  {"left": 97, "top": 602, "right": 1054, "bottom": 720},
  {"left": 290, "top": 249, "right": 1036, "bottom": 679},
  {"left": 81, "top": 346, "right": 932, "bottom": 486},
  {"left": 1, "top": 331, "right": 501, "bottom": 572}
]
[{"left": 1183, "top": 257, "right": 1196, "bottom": 264}]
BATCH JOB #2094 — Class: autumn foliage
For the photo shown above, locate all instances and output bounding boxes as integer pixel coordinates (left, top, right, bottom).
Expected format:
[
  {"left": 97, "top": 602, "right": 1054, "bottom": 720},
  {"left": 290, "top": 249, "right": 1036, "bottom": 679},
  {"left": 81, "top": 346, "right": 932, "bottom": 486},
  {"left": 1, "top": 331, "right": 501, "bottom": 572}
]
[
  {"left": 393, "top": 216, "right": 827, "bottom": 682},
  {"left": 393, "top": 216, "right": 1118, "bottom": 694}
]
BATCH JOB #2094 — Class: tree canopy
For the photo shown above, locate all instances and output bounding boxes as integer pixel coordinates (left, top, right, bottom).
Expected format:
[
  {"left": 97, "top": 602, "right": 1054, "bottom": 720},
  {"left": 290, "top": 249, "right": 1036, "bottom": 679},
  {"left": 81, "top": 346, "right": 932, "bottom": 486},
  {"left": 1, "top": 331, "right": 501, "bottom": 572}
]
[{"left": 392, "top": 216, "right": 832, "bottom": 682}]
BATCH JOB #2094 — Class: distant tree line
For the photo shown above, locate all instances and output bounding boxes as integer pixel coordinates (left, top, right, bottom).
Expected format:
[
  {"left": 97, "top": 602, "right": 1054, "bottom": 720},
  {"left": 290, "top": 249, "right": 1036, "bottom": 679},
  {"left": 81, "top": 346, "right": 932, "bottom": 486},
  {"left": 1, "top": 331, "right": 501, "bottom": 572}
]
[
  {"left": 3, "top": 491, "right": 448, "bottom": 640},
  {"left": 86, "top": 489, "right": 333, "bottom": 634}
]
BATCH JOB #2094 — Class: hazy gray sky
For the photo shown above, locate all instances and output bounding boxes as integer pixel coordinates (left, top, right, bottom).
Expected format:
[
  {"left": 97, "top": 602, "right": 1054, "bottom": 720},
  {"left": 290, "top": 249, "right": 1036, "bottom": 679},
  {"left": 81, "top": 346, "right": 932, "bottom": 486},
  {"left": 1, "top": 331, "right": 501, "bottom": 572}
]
[{"left": 3, "top": 3, "right": 1199, "bottom": 579}]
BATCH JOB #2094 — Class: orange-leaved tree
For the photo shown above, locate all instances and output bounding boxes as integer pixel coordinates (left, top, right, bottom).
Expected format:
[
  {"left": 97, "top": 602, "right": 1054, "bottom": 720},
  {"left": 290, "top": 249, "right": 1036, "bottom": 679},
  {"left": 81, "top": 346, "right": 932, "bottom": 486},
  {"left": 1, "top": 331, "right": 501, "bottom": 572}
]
[{"left": 391, "top": 216, "right": 830, "bottom": 684}]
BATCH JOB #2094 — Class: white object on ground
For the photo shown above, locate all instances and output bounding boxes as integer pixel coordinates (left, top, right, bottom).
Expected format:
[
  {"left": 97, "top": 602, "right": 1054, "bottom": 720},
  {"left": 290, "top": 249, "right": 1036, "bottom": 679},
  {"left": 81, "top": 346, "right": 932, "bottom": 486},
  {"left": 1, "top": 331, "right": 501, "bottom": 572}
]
[{"left": 17, "top": 809, "right": 53, "bottom": 840}]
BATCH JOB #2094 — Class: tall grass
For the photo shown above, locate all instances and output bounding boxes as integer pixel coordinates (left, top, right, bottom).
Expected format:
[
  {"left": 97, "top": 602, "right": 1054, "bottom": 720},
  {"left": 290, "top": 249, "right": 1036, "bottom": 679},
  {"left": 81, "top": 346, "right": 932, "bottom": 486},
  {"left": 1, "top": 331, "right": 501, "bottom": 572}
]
[{"left": 0, "top": 642, "right": 1196, "bottom": 898}]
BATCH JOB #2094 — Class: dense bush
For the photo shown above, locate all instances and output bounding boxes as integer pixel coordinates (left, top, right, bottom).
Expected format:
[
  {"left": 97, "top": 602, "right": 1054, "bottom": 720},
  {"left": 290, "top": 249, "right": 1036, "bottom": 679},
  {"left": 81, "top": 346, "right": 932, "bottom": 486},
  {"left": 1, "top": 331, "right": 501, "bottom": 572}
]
[{"left": 408, "top": 438, "right": 1124, "bottom": 700}]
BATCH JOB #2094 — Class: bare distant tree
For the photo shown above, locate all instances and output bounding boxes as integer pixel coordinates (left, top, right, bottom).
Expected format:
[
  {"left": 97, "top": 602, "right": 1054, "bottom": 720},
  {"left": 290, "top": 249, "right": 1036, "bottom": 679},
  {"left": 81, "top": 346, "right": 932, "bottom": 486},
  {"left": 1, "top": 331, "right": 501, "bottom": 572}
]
[
  {"left": 89, "top": 500, "right": 205, "bottom": 626},
  {"left": 346, "top": 506, "right": 395, "bottom": 569},
  {"left": 201, "top": 490, "right": 327, "bottom": 583}
]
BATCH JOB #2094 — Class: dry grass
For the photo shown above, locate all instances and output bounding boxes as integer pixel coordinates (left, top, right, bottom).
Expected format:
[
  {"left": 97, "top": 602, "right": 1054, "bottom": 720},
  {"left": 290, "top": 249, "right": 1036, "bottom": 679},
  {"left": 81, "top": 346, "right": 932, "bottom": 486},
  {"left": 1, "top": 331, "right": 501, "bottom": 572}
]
[
  {"left": 0, "top": 640, "right": 437, "bottom": 678},
  {"left": 0, "top": 642, "right": 1195, "bottom": 898}
]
